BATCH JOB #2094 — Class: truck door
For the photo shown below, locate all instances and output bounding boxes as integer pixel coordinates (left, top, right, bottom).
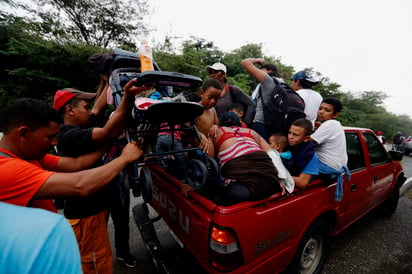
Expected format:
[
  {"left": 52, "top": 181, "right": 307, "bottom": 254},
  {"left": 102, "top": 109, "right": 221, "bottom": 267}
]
[
  {"left": 344, "top": 131, "right": 371, "bottom": 224},
  {"left": 362, "top": 132, "right": 394, "bottom": 206}
]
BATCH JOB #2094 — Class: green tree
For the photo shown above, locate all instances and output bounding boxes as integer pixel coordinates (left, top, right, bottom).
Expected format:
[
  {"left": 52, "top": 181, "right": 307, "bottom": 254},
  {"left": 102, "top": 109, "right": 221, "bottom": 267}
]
[
  {"left": 8, "top": 0, "right": 150, "bottom": 48},
  {"left": 1, "top": 11, "right": 412, "bottom": 138},
  {"left": 0, "top": 16, "right": 101, "bottom": 108}
]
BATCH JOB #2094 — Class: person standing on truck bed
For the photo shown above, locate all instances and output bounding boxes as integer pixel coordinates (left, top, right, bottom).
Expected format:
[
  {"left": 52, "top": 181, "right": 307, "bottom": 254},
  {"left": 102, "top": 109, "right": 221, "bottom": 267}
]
[
  {"left": 194, "top": 78, "right": 222, "bottom": 157},
  {"left": 310, "top": 97, "right": 350, "bottom": 201},
  {"left": 290, "top": 70, "right": 323, "bottom": 128},
  {"left": 206, "top": 62, "right": 255, "bottom": 127}
]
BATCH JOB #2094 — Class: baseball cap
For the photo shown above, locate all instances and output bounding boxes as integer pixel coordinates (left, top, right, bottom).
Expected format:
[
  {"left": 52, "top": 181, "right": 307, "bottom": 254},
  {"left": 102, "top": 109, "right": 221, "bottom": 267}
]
[
  {"left": 291, "top": 71, "right": 319, "bottom": 84},
  {"left": 206, "top": 62, "right": 227, "bottom": 74},
  {"left": 53, "top": 88, "right": 96, "bottom": 111}
]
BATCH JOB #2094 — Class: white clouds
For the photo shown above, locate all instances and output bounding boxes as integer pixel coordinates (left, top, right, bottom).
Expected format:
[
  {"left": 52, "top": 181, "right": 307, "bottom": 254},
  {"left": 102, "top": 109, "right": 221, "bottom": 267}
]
[{"left": 149, "top": 0, "right": 412, "bottom": 117}]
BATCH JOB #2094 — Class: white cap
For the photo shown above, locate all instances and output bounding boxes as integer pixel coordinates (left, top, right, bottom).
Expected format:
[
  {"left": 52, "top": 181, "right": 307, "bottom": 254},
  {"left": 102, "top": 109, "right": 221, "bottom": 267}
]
[{"left": 206, "top": 62, "right": 227, "bottom": 73}]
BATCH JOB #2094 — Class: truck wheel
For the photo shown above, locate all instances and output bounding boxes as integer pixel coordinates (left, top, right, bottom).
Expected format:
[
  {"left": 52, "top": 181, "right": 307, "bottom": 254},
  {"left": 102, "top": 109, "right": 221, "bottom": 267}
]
[
  {"left": 382, "top": 181, "right": 399, "bottom": 216},
  {"left": 286, "top": 220, "right": 331, "bottom": 274}
]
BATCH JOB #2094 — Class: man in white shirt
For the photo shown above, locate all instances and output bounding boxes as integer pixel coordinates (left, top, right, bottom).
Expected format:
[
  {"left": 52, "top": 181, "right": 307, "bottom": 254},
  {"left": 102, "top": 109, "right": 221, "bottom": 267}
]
[{"left": 290, "top": 70, "right": 322, "bottom": 127}]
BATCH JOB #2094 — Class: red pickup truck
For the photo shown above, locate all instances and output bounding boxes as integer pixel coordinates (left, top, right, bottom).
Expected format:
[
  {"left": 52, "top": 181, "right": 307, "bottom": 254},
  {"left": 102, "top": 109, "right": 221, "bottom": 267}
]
[{"left": 133, "top": 126, "right": 407, "bottom": 274}]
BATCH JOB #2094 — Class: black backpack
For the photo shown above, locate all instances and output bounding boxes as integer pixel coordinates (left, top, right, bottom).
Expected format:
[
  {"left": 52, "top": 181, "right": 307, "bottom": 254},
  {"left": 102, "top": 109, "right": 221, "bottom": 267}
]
[{"left": 259, "top": 77, "right": 306, "bottom": 135}]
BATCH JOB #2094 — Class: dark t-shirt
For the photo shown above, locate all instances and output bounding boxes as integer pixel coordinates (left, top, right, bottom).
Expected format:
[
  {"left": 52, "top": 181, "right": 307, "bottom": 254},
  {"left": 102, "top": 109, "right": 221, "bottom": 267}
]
[
  {"left": 283, "top": 141, "right": 315, "bottom": 177},
  {"left": 214, "top": 85, "right": 256, "bottom": 127},
  {"left": 57, "top": 124, "right": 109, "bottom": 219}
]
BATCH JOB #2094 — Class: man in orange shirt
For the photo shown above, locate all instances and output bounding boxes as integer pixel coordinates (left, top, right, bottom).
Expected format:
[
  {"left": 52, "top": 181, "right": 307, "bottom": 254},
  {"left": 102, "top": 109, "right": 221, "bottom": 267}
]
[{"left": 0, "top": 98, "right": 142, "bottom": 213}]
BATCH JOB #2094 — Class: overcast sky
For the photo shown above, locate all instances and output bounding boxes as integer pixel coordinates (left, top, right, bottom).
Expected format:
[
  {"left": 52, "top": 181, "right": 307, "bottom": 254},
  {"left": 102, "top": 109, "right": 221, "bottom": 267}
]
[{"left": 147, "top": 0, "right": 412, "bottom": 118}]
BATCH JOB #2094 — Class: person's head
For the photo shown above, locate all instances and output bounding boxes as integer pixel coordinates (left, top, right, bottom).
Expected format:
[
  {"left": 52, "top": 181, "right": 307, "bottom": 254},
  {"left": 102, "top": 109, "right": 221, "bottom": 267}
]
[
  {"left": 199, "top": 78, "right": 222, "bottom": 109},
  {"left": 220, "top": 111, "right": 241, "bottom": 127},
  {"left": 288, "top": 118, "right": 313, "bottom": 147},
  {"left": 317, "top": 97, "right": 342, "bottom": 122},
  {"left": 87, "top": 52, "right": 114, "bottom": 76},
  {"left": 0, "top": 98, "right": 62, "bottom": 160},
  {"left": 269, "top": 133, "right": 288, "bottom": 152},
  {"left": 53, "top": 88, "right": 96, "bottom": 127},
  {"left": 290, "top": 70, "right": 319, "bottom": 91},
  {"left": 377, "top": 130, "right": 382, "bottom": 135},
  {"left": 261, "top": 63, "right": 280, "bottom": 78},
  {"left": 206, "top": 62, "right": 227, "bottom": 84},
  {"left": 228, "top": 103, "right": 244, "bottom": 120}
]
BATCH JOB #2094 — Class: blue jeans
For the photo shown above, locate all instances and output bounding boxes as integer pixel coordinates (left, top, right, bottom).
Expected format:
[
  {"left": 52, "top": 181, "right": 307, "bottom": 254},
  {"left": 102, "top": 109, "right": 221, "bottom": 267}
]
[{"left": 156, "top": 134, "right": 185, "bottom": 169}]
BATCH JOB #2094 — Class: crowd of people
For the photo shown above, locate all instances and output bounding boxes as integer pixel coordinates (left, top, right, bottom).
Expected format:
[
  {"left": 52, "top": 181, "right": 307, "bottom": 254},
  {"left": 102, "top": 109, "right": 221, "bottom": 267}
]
[
  {"left": 0, "top": 53, "right": 351, "bottom": 273},
  {"left": 181, "top": 59, "right": 349, "bottom": 203}
]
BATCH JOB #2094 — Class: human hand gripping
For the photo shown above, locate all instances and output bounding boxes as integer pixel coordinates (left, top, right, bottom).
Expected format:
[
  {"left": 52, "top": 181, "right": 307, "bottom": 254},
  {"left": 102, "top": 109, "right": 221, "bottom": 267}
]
[
  {"left": 181, "top": 184, "right": 195, "bottom": 198},
  {"left": 253, "top": 58, "right": 265, "bottom": 66},
  {"left": 100, "top": 73, "right": 109, "bottom": 83},
  {"left": 123, "top": 78, "right": 152, "bottom": 96},
  {"left": 208, "top": 124, "right": 219, "bottom": 139},
  {"left": 199, "top": 132, "right": 209, "bottom": 153},
  {"left": 119, "top": 141, "right": 143, "bottom": 163}
]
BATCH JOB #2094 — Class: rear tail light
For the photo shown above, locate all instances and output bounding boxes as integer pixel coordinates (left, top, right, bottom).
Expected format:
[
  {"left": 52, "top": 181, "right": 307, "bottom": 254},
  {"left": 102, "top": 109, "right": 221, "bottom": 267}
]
[{"left": 209, "top": 224, "right": 243, "bottom": 272}]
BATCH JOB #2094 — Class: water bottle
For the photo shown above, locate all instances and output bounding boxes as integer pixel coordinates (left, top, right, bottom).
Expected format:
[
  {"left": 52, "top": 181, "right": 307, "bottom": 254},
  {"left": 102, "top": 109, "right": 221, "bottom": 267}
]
[{"left": 139, "top": 39, "right": 154, "bottom": 72}]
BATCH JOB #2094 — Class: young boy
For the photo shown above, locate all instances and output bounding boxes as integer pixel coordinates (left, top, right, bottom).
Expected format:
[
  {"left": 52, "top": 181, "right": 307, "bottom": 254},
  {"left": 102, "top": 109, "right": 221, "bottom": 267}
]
[
  {"left": 286, "top": 118, "right": 319, "bottom": 189},
  {"left": 195, "top": 78, "right": 222, "bottom": 157},
  {"left": 310, "top": 97, "right": 350, "bottom": 201},
  {"left": 228, "top": 103, "right": 247, "bottom": 128},
  {"left": 269, "top": 133, "right": 288, "bottom": 152}
]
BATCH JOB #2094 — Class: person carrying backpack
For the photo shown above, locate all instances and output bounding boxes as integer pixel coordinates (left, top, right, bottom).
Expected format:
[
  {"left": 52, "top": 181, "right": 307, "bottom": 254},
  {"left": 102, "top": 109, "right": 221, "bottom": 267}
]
[
  {"left": 241, "top": 58, "right": 305, "bottom": 141},
  {"left": 393, "top": 131, "right": 403, "bottom": 152}
]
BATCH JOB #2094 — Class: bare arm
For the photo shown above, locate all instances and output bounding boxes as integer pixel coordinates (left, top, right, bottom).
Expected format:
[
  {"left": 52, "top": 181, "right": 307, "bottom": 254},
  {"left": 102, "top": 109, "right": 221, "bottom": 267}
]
[
  {"left": 91, "top": 75, "right": 109, "bottom": 117},
  {"left": 251, "top": 129, "right": 271, "bottom": 151},
  {"left": 35, "top": 142, "right": 142, "bottom": 199},
  {"left": 293, "top": 173, "right": 312, "bottom": 189},
  {"left": 241, "top": 58, "right": 267, "bottom": 83},
  {"left": 54, "top": 145, "right": 108, "bottom": 172},
  {"left": 92, "top": 78, "right": 151, "bottom": 144}
]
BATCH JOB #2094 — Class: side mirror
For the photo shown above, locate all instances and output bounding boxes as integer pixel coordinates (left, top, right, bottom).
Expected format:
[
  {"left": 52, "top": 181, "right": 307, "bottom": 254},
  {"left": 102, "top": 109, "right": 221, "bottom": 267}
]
[{"left": 388, "top": 150, "right": 403, "bottom": 161}]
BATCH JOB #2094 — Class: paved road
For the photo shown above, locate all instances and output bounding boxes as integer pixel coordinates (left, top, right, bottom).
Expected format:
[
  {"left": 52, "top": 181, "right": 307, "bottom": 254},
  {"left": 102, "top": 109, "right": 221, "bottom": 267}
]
[{"left": 111, "top": 155, "right": 412, "bottom": 274}]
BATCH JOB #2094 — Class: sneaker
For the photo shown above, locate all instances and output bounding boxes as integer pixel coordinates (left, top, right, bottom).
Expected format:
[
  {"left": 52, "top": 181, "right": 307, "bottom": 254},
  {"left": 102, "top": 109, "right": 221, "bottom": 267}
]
[{"left": 116, "top": 253, "right": 138, "bottom": 268}]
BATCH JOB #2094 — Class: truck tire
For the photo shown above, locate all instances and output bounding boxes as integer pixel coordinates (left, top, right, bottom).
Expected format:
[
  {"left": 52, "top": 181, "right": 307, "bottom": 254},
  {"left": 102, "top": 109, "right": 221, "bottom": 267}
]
[
  {"left": 381, "top": 181, "right": 399, "bottom": 216},
  {"left": 286, "top": 220, "right": 331, "bottom": 274}
]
